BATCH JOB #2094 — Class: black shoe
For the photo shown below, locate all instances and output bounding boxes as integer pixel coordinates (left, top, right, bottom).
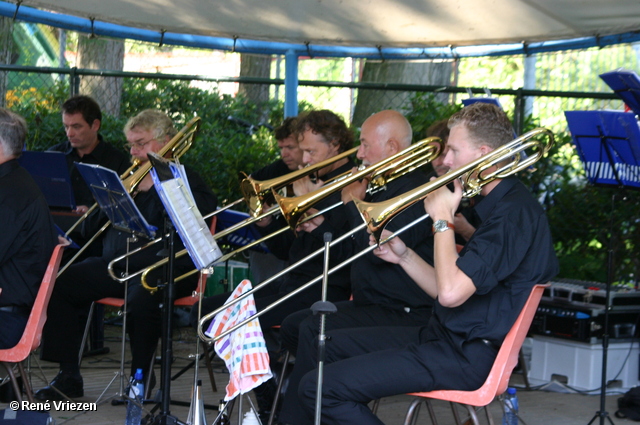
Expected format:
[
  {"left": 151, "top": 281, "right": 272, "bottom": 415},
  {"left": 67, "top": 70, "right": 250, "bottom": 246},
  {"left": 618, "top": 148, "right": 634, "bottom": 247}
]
[{"left": 34, "top": 371, "right": 84, "bottom": 401}]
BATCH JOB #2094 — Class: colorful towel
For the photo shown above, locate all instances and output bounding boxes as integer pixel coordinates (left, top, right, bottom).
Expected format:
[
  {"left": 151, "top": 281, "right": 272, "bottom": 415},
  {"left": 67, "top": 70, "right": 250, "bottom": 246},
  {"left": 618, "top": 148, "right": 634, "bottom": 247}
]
[{"left": 206, "top": 279, "right": 272, "bottom": 401}]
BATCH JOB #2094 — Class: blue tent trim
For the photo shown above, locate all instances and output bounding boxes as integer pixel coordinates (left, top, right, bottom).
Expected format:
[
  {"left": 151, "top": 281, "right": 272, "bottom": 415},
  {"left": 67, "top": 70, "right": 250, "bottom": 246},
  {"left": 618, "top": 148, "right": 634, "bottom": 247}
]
[{"left": 2, "top": 1, "right": 640, "bottom": 60}]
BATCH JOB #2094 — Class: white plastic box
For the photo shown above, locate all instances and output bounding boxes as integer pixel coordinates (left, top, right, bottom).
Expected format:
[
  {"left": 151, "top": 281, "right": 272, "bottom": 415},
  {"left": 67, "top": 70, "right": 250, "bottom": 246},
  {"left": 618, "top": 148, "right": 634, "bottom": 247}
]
[{"left": 528, "top": 335, "right": 639, "bottom": 391}]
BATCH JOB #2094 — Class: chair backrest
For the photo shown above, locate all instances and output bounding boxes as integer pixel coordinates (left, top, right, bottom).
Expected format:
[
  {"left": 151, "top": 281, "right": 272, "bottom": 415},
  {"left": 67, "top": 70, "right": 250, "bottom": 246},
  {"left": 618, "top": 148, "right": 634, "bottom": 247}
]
[
  {"left": 412, "top": 283, "right": 548, "bottom": 406},
  {"left": 0, "top": 244, "right": 64, "bottom": 362}
]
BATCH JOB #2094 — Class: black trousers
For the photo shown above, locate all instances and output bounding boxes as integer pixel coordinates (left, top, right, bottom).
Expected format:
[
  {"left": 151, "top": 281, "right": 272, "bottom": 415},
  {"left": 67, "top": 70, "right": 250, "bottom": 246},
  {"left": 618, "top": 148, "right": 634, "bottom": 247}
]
[
  {"left": 0, "top": 310, "right": 29, "bottom": 349},
  {"left": 40, "top": 257, "right": 195, "bottom": 376},
  {"left": 278, "top": 300, "right": 432, "bottom": 424},
  {"left": 295, "top": 326, "right": 497, "bottom": 425}
]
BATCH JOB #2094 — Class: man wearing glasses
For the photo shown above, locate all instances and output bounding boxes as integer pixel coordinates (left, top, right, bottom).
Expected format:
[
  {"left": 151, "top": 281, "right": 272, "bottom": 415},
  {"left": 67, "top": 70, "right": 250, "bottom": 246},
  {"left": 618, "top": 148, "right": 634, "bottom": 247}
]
[{"left": 36, "top": 110, "right": 218, "bottom": 401}]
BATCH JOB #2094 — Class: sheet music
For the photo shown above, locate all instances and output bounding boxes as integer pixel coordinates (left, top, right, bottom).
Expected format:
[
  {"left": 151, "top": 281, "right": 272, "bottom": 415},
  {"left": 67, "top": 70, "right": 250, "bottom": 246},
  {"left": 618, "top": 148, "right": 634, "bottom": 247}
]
[
  {"left": 151, "top": 160, "right": 222, "bottom": 270},
  {"left": 75, "top": 163, "right": 157, "bottom": 239}
]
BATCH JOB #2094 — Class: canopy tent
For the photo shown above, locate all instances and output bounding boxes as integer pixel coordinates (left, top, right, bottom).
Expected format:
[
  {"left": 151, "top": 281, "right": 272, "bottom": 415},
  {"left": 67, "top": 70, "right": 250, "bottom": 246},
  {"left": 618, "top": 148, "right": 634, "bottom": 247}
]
[
  {"left": 2, "top": 0, "right": 639, "bottom": 116},
  {"left": 2, "top": 0, "right": 640, "bottom": 59}
]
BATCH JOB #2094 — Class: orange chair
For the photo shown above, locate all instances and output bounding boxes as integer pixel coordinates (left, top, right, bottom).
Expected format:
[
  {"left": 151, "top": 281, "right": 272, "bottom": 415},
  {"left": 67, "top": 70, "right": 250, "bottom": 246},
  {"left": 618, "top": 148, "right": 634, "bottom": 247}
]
[
  {"left": 0, "top": 244, "right": 65, "bottom": 403},
  {"left": 402, "top": 283, "right": 549, "bottom": 425}
]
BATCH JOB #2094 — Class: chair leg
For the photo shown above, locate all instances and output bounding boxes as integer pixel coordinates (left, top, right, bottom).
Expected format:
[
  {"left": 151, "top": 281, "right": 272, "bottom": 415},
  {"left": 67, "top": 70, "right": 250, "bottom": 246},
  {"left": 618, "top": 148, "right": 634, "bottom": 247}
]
[
  {"left": 16, "top": 362, "right": 35, "bottom": 403},
  {"left": 78, "top": 301, "right": 96, "bottom": 367},
  {"left": 370, "top": 398, "right": 380, "bottom": 415},
  {"left": 518, "top": 348, "right": 531, "bottom": 390},
  {"left": 2, "top": 362, "right": 23, "bottom": 404},
  {"left": 267, "top": 350, "right": 290, "bottom": 425},
  {"left": 201, "top": 341, "right": 218, "bottom": 393},
  {"left": 403, "top": 398, "right": 424, "bottom": 425}
]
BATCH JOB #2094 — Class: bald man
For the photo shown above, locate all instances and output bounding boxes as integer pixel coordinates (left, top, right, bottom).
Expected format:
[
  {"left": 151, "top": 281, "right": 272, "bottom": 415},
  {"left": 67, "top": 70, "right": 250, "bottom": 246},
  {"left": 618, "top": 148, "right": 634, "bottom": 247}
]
[{"left": 277, "top": 110, "right": 436, "bottom": 425}]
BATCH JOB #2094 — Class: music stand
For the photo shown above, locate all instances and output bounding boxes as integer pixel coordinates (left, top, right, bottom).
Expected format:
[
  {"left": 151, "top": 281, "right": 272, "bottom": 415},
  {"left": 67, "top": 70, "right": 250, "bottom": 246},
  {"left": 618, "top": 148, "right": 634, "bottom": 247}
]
[
  {"left": 147, "top": 153, "right": 223, "bottom": 425},
  {"left": 564, "top": 109, "right": 640, "bottom": 425},
  {"left": 599, "top": 69, "right": 640, "bottom": 117},
  {"left": 75, "top": 162, "right": 157, "bottom": 406}
]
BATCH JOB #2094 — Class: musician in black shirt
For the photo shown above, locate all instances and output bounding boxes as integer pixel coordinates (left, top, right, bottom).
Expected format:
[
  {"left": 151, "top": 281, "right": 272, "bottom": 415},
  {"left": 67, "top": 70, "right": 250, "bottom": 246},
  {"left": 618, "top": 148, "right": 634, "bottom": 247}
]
[
  {"left": 0, "top": 108, "right": 57, "bottom": 349},
  {"left": 36, "top": 110, "right": 217, "bottom": 401}
]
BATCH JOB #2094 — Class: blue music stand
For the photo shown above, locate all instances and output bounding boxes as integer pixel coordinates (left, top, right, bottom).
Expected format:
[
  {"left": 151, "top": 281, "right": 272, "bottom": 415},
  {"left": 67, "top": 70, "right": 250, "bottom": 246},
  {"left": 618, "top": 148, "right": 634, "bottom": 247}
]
[
  {"left": 564, "top": 110, "right": 640, "bottom": 189},
  {"left": 599, "top": 69, "right": 640, "bottom": 117},
  {"left": 565, "top": 108, "right": 640, "bottom": 425},
  {"left": 462, "top": 97, "right": 503, "bottom": 109},
  {"left": 75, "top": 163, "right": 157, "bottom": 239}
]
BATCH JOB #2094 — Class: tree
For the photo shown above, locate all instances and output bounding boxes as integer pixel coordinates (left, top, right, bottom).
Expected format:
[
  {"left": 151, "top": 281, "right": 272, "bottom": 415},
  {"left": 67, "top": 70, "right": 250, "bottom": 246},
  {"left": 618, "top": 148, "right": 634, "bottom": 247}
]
[
  {"left": 76, "top": 35, "right": 125, "bottom": 116},
  {"left": 352, "top": 60, "right": 453, "bottom": 127},
  {"left": 238, "top": 53, "right": 272, "bottom": 121},
  {"left": 0, "top": 17, "right": 14, "bottom": 108}
]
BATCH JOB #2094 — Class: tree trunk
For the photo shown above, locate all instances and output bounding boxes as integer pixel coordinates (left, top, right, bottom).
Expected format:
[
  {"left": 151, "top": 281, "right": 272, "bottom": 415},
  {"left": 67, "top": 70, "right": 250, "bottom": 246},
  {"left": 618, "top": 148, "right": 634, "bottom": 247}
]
[
  {"left": 0, "top": 17, "right": 14, "bottom": 108},
  {"left": 352, "top": 60, "right": 453, "bottom": 127},
  {"left": 238, "top": 53, "right": 272, "bottom": 119},
  {"left": 76, "top": 35, "right": 124, "bottom": 117}
]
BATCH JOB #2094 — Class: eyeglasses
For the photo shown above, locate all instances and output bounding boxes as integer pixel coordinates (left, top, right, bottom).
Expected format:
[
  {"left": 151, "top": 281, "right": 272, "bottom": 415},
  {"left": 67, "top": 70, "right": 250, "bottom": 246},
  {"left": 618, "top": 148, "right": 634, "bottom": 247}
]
[{"left": 126, "top": 138, "right": 156, "bottom": 150}]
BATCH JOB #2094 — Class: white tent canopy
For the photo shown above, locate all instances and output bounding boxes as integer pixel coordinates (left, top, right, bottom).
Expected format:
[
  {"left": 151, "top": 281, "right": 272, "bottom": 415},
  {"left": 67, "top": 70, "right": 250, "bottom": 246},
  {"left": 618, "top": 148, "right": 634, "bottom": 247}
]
[{"left": 3, "top": 0, "right": 640, "bottom": 59}]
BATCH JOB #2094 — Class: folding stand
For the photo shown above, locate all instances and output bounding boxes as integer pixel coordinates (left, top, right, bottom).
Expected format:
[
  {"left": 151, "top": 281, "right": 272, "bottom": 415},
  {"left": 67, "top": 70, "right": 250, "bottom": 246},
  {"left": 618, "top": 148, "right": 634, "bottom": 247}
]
[
  {"left": 145, "top": 153, "right": 223, "bottom": 425},
  {"left": 565, "top": 108, "right": 640, "bottom": 425},
  {"left": 75, "top": 162, "right": 158, "bottom": 409}
]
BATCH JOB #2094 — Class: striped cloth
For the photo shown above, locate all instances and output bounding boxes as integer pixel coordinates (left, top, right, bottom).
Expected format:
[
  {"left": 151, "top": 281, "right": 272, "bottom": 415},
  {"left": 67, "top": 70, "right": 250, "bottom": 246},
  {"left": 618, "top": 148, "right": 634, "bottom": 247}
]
[{"left": 206, "top": 279, "right": 272, "bottom": 401}]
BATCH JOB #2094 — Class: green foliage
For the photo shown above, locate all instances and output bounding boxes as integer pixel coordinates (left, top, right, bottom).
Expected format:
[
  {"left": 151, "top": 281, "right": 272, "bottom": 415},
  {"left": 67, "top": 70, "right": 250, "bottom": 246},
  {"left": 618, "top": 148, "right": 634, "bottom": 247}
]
[{"left": 403, "top": 93, "right": 462, "bottom": 141}]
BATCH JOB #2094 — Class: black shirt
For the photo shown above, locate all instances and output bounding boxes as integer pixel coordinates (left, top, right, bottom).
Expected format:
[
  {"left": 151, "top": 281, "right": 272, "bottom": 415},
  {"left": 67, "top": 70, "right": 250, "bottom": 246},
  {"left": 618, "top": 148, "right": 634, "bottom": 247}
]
[
  {"left": 346, "top": 170, "right": 436, "bottom": 310},
  {"left": 258, "top": 160, "right": 356, "bottom": 295},
  {"left": 0, "top": 159, "right": 58, "bottom": 308},
  {"left": 430, "top": 176, "right": 559, "bottom": 347},
  {"left": 250, "top": 159, "right": 291, "bottom": 181},
  {"left": 48, "top": 136, "right": 130, "bottom": 207}
]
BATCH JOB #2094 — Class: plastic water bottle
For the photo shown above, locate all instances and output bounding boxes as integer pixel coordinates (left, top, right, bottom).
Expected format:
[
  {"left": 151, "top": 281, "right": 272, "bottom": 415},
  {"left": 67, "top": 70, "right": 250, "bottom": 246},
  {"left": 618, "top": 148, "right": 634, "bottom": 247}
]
[
  {"left": 125, "top": 368, "right": 145, "bottom": 425},
  {"left": 502, "top": 387, "right": 519, "bottom": 425}
]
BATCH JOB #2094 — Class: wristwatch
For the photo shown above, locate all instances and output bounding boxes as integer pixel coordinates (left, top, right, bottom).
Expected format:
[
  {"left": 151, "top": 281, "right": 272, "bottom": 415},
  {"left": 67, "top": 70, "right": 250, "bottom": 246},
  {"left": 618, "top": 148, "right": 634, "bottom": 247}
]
[{"left": 432, "top": 219, "right": 455, "bottom": 235}]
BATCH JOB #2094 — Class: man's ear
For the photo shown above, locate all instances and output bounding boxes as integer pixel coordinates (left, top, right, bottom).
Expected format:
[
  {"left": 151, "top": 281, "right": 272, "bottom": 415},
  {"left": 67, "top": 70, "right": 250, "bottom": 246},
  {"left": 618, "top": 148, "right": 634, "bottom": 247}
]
[
  {"left": 479, "top": 144, "right": 492, "bottom": 156},
  {"left": 91, "top": 119, "right": 101, "bottom": 133},
  {"left": 387, "top": 138, "right": 400, "bottom": 155}
]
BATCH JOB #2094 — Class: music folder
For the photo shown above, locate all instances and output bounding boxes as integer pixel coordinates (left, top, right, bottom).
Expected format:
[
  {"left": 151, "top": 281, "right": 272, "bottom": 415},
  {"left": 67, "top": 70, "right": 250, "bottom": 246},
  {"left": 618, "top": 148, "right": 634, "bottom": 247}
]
[
  {"left": 75, "top": 163, "right": 157, "bottom": 239},
  {"left": 148, "top": 153, "right": 223, "bottom": 270},
  {"left": 564, "top": 110, "right": 640, "bottom": 189},
  {"left": 18, "top": 150, "right": 76, "bottom": 210},
  {"left": 599, "top": 69, "right": 640, "bottom": 116}
]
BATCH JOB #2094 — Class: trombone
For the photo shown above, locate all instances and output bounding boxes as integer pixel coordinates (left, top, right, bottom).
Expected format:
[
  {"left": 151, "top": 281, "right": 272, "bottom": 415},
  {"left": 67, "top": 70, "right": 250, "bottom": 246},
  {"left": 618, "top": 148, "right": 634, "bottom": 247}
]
[
  {"left": 355, "top": 127, "right": 555, "bottom": 242},
  {"left": 240, "top": 146, "right": 359, "bottom": 217},
  {"left": 132, "top": 137, "right": 442, "bottom": 292},
  {"left": 58, "top": 116, "right": 200, "bottom": 277},
  {"left": 197, "top": 127, "right": 555, "bottom": 343}
]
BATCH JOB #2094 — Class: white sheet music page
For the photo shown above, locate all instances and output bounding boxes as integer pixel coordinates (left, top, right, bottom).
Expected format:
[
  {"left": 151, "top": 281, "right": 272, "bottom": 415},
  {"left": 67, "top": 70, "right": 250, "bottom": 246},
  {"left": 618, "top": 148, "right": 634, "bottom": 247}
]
[{"left": 152, "top": 164, "right": 222, "bottom": 269}]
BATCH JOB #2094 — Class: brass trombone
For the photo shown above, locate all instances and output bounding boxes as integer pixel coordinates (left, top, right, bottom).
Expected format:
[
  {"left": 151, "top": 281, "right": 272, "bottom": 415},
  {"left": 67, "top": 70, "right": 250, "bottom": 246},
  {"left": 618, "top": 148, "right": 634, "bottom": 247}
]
[
  {"left": 240, "top": 146, "right": 359, "bottom": 216},
  {"left": 196, "top": 127, "right": 554, "bottom": 343},
  {"left": 58, "top": 116, "right": 200, "bottom": 277},
  {"left": 355, "top": 127, "right": 555, "bottom": 242},
  {"left": 134, "top": 138, "right": 442, "bottom": 293}
]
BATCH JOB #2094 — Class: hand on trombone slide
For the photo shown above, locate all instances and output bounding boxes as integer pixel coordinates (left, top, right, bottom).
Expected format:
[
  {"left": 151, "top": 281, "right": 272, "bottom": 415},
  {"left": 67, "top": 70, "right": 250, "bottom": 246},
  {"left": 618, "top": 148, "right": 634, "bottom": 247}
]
[
  {"left": 370, "top": 229, "right": 409, "bottom": 265},
  {"left": 295, "top": 207, "right": 324, "bottom": 233},
  {"left": 292, "top": 171, "right": 324, "bottom": 196},
  {"left": 340, "top": 166, "right": 370, "bottom": 204}
]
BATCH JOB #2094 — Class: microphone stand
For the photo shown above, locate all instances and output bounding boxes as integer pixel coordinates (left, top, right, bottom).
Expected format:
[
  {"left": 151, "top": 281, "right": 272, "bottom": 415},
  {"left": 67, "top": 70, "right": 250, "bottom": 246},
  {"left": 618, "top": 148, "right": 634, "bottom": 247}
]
[{"left": 311, "top": 232, "right": 337, "bottom": 425}]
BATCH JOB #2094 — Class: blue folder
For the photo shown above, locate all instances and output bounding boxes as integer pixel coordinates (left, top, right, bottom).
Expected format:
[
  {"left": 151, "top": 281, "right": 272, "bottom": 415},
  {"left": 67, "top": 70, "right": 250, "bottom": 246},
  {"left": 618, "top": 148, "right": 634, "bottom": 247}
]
[
  {"left": 564, "top": 110, "right": 640, "bottom": 189},
  {"left": 599, "top": 69, "right": 640, "bottom": 117},
  {"left": 18, "top": 151, "right": 76, "bottom": 210},
  {"left": 215, "top": 209, "right": 268, "bottom": 253}
]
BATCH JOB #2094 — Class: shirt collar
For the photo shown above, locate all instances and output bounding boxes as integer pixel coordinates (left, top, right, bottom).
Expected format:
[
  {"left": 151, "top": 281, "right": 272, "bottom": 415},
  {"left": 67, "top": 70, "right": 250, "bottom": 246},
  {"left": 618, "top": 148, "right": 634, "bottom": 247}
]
[
  {"left": 473, "top": 176, "right": 518, "bottom": 222},
  {"left": 0, "top": 158, "right": 20, "bottom": 179}
]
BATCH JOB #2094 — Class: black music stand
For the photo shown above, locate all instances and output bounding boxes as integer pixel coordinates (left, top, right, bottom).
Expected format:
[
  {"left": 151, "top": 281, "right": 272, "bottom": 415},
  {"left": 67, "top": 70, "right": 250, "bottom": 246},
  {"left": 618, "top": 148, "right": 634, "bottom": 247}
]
[
  {"left": 564, "top": 109, "right": 640, "bottom": 425},
  {"left": 146, "top": 153, "right": 223, "bottom": 425},
  {"left": 75, "top": 162, "right": 157, "bottom": 405}
]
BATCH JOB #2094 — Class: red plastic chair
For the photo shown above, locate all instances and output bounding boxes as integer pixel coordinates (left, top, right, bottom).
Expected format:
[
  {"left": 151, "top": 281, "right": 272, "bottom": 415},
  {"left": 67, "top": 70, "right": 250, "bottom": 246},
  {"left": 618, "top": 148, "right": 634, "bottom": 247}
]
[
  {"left": 402, "top": 283, "right": 549, "bottom": 425},
  {"left": 0, "top": 244, "right": 65, "bottom": 403}
]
